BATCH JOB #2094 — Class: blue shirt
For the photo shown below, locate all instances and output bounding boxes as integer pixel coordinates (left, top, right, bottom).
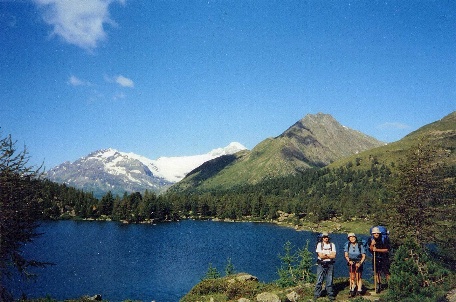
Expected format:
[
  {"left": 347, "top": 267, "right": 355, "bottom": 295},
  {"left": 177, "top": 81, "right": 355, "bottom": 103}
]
[{"left": 344, "top": 241, "right": 366, "bottom": 260}]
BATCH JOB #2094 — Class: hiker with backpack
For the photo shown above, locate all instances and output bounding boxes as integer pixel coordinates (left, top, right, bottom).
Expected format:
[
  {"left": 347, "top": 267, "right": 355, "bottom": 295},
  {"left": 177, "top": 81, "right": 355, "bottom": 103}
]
[
  {"left": 313, "top": 232, "right": 336, "bottom": 301},
  {"left": 344, "top": 232, "right": 366, "bottom": 298},
  {"left": 367, "top": 226, "right": 391, "bottom": 293}
]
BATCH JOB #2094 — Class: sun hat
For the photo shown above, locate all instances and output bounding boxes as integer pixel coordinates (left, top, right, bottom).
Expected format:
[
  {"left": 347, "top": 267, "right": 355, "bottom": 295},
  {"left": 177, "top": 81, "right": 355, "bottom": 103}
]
[
  {"left": 371, "top": 227, "right": 381, "bottom": 234},
  {"left": 347, "top": 232, "right": 356, "bottom": 238}
]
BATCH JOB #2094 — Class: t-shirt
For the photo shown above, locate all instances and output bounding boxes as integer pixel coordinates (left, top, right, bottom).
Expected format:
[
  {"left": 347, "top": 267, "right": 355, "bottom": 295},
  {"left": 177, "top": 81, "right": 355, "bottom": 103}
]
[
  {"left": 344, "top": 241, "right": 366, "bottom": 260},
  {"left": 316, "top": 242, "right": 336, "bottom": 261}
]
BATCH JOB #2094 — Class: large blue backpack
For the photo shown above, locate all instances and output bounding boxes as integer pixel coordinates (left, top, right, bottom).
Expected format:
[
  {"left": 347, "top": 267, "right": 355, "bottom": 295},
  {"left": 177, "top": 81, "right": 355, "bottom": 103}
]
[{"left": 369, "top": 226, "right": 389, "bottom": 245}]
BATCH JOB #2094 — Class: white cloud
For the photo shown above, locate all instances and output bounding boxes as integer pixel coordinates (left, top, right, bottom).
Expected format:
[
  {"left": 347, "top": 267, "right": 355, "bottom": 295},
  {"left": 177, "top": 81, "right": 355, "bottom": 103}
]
[
  {"left": 377, "top": 122, "right": 411, "bottom": 130},
  {"left": 33, "top": 0, "right": 124, "bottom": 50},
  {"left": 68, "top": 75, "right": 90, "bottom": 86},
  {"left": 115, "top": 75, "right": 134, "bottom": 88}
]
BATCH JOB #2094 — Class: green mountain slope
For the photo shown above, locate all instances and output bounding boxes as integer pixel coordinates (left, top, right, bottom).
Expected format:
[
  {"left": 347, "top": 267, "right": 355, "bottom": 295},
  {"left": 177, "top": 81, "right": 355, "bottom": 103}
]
[
  {"left": 171, "top": 113, "right": 384, "bottom": 192},
  {"left": 328, "top": 111, "right": 456, "bottom": 170}
]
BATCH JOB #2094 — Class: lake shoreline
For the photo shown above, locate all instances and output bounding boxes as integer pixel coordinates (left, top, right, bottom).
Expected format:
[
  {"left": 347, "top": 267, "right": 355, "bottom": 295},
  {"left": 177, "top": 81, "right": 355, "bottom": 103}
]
[{"left": 68, "top": 210, "right": 373, "bottom": 236}]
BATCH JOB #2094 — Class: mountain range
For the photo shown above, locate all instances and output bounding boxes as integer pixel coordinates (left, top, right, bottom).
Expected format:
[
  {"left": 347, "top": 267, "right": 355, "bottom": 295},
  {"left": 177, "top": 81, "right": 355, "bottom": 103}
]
[
  {"left": 46, "top": 142, "right": 247, "bottom": 197},
  {"left": 173, "top": 111, "right": 456, "bottom": 193},
  {"left": 47, "top": 113, "right": 388, "bottom": 197}
]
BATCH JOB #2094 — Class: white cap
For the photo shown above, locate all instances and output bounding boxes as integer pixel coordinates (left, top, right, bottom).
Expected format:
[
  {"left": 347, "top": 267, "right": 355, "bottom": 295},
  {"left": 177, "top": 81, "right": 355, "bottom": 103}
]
[{"left": 371, "top": 227, "right": 381, "bottom": 234}]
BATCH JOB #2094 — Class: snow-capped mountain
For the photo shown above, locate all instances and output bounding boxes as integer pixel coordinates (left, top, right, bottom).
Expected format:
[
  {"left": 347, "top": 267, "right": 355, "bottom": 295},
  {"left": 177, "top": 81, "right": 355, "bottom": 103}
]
[
  {"left": 46, "top": 142, "right": 247, "bottom": 197},
  {"left": 127, "top": 142, "right": 246, "bottom": 183}
]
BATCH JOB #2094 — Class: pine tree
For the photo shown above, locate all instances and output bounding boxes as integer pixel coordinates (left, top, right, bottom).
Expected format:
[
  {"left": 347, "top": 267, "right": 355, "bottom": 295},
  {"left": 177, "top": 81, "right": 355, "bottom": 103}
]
[
  {"left": 276, "top": 241, "right": 298, "bottom": 287},
  {"left": 387, "top": 237, "right": 450, "bottom": 301},
  {"left": 224, "top": 257, "right": 235, "bottom": 276},
  {"left": 388, "top": 143, "right": 444, "bottom": 245},
  {"left": 202, "top": 263, "right": 221, "bottom": 280},
  {"left": 296, "top": 240, "right": 315, "bottom": 283},
  {"left": 0, "top": 134, "right": 49, "bottom": 301},
  {"left": 98, "top": 191, "right": 114, "bottom": 216},
  {"left": 276, "top": 240, "right": 316, "bottom": 287}
]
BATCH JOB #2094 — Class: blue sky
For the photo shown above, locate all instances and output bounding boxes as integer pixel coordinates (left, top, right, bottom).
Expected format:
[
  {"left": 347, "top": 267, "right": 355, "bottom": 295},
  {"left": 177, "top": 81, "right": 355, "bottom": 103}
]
[{"left": 1, "top": 0, "right": 455, "bottom": 169}]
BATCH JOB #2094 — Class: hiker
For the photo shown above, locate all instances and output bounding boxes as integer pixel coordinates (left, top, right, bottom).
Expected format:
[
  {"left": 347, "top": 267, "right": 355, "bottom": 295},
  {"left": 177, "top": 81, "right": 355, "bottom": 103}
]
[
  {"left": 367, "top": 226, "right": 390, "bottom": 293},
  {"left": 314, "top": 232, "right": 336, "bottom": 301},
  {"left": 344, "top": 232, "right": 366, "bottom": 297}
]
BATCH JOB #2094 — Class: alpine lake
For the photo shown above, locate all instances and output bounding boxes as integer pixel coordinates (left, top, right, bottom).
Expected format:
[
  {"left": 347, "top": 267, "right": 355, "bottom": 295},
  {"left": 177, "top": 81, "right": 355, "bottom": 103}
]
[{"left": 12, "top": 219, "right": 374, "bottom": 301}]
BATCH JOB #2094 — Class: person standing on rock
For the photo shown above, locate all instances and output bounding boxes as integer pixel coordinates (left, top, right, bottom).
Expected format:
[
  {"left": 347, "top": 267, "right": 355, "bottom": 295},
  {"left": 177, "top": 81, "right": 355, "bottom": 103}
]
[{"left": 314, "top": 232, "right": 336, "bottom": 301}]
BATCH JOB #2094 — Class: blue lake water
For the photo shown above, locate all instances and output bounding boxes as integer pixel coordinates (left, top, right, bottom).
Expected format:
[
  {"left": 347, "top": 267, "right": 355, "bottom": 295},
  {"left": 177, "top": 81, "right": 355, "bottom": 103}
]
[{"left": 11, "top": 220, "right": 373, "bottom": 301}]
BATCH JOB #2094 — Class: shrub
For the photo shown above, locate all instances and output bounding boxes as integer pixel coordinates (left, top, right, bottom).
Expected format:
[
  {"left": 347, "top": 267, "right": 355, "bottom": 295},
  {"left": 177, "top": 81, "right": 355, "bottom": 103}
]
[
  {"left": 225, "top": 280, "right": 261, "bottom": 300},
  {"left": 187, "top": 278, "right": 228, "bottom": 295},
  {"left": 386, "top": 237, "right": 451, "bottom": 301}
]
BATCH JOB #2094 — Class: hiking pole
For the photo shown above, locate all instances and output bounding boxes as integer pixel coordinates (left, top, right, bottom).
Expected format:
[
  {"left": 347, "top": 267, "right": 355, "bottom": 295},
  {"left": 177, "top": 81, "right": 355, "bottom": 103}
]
[{"left": 373, "top": 249, "right": 377, "bottom": 293}]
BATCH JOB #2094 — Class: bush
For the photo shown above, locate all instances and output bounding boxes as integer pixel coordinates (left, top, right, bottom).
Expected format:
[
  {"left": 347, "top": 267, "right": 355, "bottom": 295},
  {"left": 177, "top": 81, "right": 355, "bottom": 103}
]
[
  {"left": 226, "top": 280, "right": 261, "bottom": 300},
  {"left": 181, "top": 274, "right": 267, "bottom": 302},
  {"left": 188, "top": 278, "right": 228, "bottom": 295},
  {"left": 386, "top": 237, "right": 451, "bottom": 301}
]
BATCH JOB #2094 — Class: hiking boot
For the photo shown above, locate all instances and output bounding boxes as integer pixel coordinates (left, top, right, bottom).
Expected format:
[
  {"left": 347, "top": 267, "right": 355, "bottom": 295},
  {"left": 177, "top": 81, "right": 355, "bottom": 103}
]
[
  {"left": 375, "top": 285, "right": 381, "bottom": 294},
  {"left": 357, "top": 291, "right": 363, "bottom": 296},
  {"left": 349, "top": 290, "right": 355, "bottom": 298}
]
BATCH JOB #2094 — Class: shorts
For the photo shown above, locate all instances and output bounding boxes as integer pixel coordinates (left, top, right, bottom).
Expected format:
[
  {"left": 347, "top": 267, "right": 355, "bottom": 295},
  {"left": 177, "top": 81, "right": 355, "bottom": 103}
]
[{"left": 373, "top": 257, "right": 390, "bottom": 274}]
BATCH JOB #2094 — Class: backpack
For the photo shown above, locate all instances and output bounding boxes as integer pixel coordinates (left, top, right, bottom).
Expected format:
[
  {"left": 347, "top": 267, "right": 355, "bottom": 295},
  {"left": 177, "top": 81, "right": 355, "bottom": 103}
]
[
  {"left": 369, "top": 226, "right": 389, "bottom": 245},
  {"left": 315, "top": 233, "right": 333, "bottom": 252},
  {"left": 344, "top": 239, "right": 365, "bottom": 255}
]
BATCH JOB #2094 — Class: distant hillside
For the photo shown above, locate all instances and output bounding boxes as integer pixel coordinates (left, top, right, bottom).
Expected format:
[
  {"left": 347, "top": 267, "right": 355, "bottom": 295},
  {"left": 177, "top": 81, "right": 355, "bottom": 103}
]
[
  {"left": 328, "top": 111, "right": 456, "bottom": 170},
  {"left": 171, "top": 113, "right": 385, "bottom": 192}
]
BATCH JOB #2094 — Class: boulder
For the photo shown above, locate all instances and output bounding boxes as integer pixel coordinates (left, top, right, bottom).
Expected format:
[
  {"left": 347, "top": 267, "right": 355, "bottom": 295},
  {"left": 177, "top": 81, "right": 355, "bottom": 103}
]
[
  {"left": 286, "top": 291, "right": 300, "bottom": 302},
  {"left": 228, "top": 273, "right": 259, "bottom": 284},
  {"left": 236, "top": 273, "right": 259, "bottom": 282},
  {"left": 447, "top": 288, "right": 456, "bottom": 302},
  {"left": 256, "top": 292, "right": 280, "bottom": 302}
]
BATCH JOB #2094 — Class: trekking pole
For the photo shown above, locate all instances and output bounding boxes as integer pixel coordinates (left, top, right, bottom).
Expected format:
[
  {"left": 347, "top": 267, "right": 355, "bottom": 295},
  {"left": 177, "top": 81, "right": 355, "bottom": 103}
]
[{"left": 373, "top": 249, "right": 377, "bottom": 293}]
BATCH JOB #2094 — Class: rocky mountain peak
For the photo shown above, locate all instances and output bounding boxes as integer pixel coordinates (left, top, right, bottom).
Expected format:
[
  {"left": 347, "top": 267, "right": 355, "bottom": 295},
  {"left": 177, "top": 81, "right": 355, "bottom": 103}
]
[
  {"left": 46, "top": 142, "right": 247, "bottom": 197},
  {"left": 172, "top": 113, "right": 386, "bottom": 192}
]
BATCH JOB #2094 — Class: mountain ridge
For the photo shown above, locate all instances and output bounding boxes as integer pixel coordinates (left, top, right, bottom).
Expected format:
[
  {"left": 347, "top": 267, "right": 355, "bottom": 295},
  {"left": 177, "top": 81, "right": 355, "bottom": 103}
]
[
  {"left": 328, "top": 111, "right": 456, "bottom": 170},
  {"left": 171, "top": 113, "right": 385, "bottom": 192},
  {"left": 46, "top": 142, "right": 247, "bottom": 197}
]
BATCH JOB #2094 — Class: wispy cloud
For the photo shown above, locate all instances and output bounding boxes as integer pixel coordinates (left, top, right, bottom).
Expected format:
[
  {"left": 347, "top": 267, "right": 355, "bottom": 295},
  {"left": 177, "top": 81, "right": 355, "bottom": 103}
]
[
  {"left": 115, "top": 75, "right": 134, "bottom": 88},
  {"left": 104, "top": 74, "right": 134, "bottom": 88},
  {"left": 67, "top": 75, "right": 91, "bottom": 86},
  {"left": 377, "top": 122, "right": 411, "bottom": 130},
  {"left": 33, "top": 0, "right": 125, "bottom": 50}
]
